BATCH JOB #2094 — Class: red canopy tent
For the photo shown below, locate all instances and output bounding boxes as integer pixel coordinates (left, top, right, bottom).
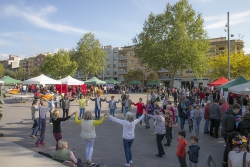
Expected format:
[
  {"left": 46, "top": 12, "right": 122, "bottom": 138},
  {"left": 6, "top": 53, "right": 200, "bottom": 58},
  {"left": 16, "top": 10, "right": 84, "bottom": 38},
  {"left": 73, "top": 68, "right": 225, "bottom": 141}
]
[{"left": 208, "top": 76, "right": 229, "bottom": 86}]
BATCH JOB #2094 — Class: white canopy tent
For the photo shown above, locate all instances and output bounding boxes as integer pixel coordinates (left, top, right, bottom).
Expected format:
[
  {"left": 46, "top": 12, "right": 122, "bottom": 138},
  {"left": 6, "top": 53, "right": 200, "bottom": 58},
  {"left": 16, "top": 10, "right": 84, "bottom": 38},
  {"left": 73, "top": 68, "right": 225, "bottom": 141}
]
[
  {"left": 22, "top": 74, "right": 61, "bottom": 85},
  {"left": 58, "top": 76, "right": 84, "bottom": 85},
  {"left": 228, "top": 82, "right": 250, "bottom": 95},
  {"left": 0, "top": 81, "right": 4, "bottom": 84}
]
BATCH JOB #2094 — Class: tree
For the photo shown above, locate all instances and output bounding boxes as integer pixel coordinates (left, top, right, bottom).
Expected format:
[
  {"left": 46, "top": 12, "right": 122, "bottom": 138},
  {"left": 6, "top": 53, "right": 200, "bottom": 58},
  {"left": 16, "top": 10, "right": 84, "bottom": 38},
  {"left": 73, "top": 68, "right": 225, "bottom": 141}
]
[
  {"left": 40, "top": 50, "right": 78, "bottom": 79},
  {"left": 32, "top": 67, "right": 41, "bottom": 77},
  {"left": 124, "top": 70, "right": 143, "bottom": 83},
  {"left": 208, "top": 50, "right": 250, "bottom": 80},
  {"left": 145, "top": 72, "right": 159, "bottom": 83},
  {"left": 16, "top": 68, "right": 26, "bottom": 80},
  {"left": 70, "top": 33, "right": 108, "bottom": 80},
  {"left": 4, "top": 69, "right": 15, "bottom": 78},
  {"left": 0, "top": 64, "right": 5, "bottom": 78},
  {"left": 133, "top": 0, "right": 209, "bottom": 87}
]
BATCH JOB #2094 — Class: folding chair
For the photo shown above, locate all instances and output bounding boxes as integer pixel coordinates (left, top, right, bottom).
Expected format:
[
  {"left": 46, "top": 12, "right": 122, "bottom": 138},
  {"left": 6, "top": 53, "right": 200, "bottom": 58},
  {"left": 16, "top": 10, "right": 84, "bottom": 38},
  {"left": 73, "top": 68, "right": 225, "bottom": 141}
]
[{"left": 206, "top": 154, "right": 216, "bottom": 167}]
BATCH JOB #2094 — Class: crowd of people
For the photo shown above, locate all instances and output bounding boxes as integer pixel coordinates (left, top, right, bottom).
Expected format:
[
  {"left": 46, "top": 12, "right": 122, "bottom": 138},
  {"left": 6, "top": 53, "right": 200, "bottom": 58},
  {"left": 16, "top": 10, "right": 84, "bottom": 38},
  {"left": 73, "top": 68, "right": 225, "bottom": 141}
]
[{"left": 24, "top": 84, "right": 250, "bottom": 167}]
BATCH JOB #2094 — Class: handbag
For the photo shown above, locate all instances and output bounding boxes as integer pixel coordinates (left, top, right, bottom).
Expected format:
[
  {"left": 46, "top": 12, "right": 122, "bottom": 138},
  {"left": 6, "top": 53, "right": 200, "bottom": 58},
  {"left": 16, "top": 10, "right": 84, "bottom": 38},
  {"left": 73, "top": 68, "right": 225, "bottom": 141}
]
[{"left": 243, "top": 152, "right": 247, "bottom": 167}]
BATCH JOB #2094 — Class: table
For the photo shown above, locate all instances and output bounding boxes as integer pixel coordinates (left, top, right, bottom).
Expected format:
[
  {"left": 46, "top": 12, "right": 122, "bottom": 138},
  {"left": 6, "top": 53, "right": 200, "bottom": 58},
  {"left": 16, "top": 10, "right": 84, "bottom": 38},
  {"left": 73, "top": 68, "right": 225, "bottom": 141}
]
[{"left": 11, "top": 94, "right": 34, "bottom": 103}]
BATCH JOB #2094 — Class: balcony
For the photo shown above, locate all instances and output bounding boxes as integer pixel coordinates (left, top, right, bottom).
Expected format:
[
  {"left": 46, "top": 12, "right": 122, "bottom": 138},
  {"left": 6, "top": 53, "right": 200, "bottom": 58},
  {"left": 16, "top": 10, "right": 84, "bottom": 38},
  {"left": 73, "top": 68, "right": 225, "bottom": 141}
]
[
  {"left": 119, "top": 56, "right": 127, "bottom": 60},
  {"left": 119, "top": 70, "right": 127, "bottom": 74},
  {"left": 119, "top": 63, "right": 127, "bottom": 67},
  {"left": 159, "top": 76, "right": 171, "bottom": 80},
  {"left": 158, "top": 69, "right": 169, "bottom": 72}
]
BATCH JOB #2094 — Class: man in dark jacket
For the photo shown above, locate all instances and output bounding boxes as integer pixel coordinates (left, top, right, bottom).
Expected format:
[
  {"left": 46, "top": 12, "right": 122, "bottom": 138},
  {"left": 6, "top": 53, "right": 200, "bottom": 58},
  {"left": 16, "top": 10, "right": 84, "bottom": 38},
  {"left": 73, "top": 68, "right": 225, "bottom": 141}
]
[
  {"left": 178, "top": 98, "right": 188, "bottom": 131},
  {"left": 221, "top": 103, "right": 241, "bottom": 140},
  {"left": 121, "top": 91, "right": 126, "bottom": 113},
  {"left": 237, "top": 112, "right": 250, "bottom": 137},
  {"left": 90, "top": 94, "right": 106, "bottom": 120},
  {"left": 209, "top": 99, "right": 222, "bottom": 139}
]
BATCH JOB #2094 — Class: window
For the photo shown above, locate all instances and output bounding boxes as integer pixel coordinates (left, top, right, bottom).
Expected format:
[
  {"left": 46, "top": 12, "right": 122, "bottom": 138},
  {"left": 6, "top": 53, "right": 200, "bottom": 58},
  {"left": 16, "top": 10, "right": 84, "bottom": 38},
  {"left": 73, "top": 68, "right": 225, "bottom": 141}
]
[
  {"left": 37, "top": 59, "right": 39, "bottom": 61},
  {"left": 42, "top": 58, "right": 43, "bottom": 60},
  {"left": 129, "top": 60, "right": 134, "bottom": 63},
  {"left": 130, "top": 68, "right": 134, "bottom": 71},
  {"left": 114, "top": 72, "right": 117, "bottom": 75},
  {"left": 186, "top": 70, "right": 193, "bottom": 74},
  {"left": 37, "top": 64, "right": 40, "bottom": 66},
  {"left": 107, "top": 64, "right": 110, "bottom": 68},
  {"left": 130, "top": 52, "right": 134, "bottom": 56},
  {"left": 219, "top": 47, "right": 225, "bottom": 50},
  {"left": 107, "top": 71, "right": 110, "bottom": 75},
  {"left": 114, "top": 64, "right": 117, "bottom": 68}
]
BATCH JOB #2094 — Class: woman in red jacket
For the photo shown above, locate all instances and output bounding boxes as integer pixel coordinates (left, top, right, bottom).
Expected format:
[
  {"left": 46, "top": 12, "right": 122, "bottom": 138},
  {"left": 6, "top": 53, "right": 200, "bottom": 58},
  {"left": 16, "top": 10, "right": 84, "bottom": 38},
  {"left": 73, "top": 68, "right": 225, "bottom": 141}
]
[
  {"left": 132, "top": 98, "right": 144, "bottom": 125},
  {"left": 199, "top": 90, "right": 205, "bottom": 106}
]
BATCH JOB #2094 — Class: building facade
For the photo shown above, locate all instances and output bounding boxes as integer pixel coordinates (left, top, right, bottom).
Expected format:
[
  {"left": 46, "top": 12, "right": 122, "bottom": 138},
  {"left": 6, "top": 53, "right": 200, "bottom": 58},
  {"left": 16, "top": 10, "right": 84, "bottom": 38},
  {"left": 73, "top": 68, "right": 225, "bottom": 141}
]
[
  {"left": 0, "top": 55, "right": 20, "bottom": 71},
  {"left": 172, "top": 37, "right": 244, "bottom": 88}
]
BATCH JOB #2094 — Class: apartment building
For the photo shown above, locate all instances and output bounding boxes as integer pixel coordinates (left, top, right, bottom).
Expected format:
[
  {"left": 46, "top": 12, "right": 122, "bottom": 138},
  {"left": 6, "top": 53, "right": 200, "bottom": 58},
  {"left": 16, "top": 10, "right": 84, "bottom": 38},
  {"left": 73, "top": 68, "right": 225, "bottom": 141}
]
[
  {"left": 172, "top": 37, "right": 244, "bottom": 88},
  {"left": 97, "top": 45, "right": 119, "bottom": 80},
  {"left": 0, "top": 55, "right": 20, "bottom": 71},
  {"left": 117, "top": 45, "right": 149, "bottom": 83}
]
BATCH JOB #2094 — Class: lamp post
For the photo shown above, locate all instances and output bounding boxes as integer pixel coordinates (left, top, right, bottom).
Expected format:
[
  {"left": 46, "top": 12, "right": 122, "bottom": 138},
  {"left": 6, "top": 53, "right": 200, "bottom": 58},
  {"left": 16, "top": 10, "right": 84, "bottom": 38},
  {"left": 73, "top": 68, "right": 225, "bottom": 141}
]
[
  {"left": 102, "top": 64, "right": 104, "bottom": 81},
  {"left": 226, "top": 12, "right": 230, "bottom": 80}
]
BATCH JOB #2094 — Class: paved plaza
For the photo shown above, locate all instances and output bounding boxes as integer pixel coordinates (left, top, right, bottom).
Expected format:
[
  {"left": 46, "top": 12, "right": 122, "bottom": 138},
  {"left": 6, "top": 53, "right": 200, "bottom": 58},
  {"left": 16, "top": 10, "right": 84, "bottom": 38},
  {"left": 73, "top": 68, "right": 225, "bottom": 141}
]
[{"left": 0, "top": 93, "right": 224, "bottom": 167}]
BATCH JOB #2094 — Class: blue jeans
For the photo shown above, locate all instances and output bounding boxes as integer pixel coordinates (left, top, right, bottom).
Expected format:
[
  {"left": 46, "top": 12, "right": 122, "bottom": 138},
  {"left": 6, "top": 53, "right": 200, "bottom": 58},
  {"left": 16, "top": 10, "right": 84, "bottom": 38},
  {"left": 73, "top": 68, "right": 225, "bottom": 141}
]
[
  {"left": 109, "top": 109, "right": 116, "bottom": 117},
  {"left": 80, "top": 108, "right": 85, "bottom": 118},
  {"left": 94, "top": 106, "right": 100, "bottom": 119},
  {"left": 124, "top": 107, "right": 129, "bottom": 117},
  {"left": 31, "top": 118, "right": 39, "bottom": 135},
  {"left": 180, "top": 117, "right": 186, "bottom": 130},
  {"left": 121, "top": 104, "right": 125, "bottom": 113},
  {"left": 123, "top": 138, "right": 134, "bottom": 163},
  {"left": 193, "top": 118, "right": 201, "bottom": 134},
  {"left": 204, "top": 119, "right": 210, "bottom": 133}
]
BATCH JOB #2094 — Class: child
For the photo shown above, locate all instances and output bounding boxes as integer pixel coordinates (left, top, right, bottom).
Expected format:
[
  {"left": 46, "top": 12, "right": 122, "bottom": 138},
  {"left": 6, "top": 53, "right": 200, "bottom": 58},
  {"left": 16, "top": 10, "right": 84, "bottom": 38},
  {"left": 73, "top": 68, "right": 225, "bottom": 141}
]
[
  {"left": 76, "top": 95, "right": 87, "bottom": 119},
  {"left": 176, "top": 131, "right": 187, "bottom": 167},
  {"left": 52, "top": 110, "right": 76, "bottom": 150},
  {"left": 191, "top": 105, "right": 203, "bottom": 135},
  {"left": 187, "top": 136, "right": 200, "bottom": 167},
  {"left": 163, "top": 105, "right": 173, "bottom": 146},
  {"left": 132, "top": 98, "right": 144, "bottom": 125},
  {"left": 106, "top": 96, "right": 120, "bottom": 117},
  {"left": 187, "top": 105, "right": 194, "bottom": 133},
  {"left": 173, "top": 103, "right": 179, "bottom": 126}
]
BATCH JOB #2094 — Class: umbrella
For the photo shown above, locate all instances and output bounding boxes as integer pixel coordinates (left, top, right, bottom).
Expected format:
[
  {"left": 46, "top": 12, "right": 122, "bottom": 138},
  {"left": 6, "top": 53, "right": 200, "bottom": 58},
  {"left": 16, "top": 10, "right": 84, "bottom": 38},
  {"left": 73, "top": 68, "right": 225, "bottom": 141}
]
[
  {"left": 0, "top": 76, "right": 22, "bottom": 84},
  {"left": 128, "top": 80, "right": 141, "bottom": 85},
  {"left": 84, "top": 77, "right": 106, "bottom": 85},
  {"left": 105, "top": 78, "right": 120, "bottom": 84},
  {"left": 147, "top": 80, "right": 164, "bottom": 86}
]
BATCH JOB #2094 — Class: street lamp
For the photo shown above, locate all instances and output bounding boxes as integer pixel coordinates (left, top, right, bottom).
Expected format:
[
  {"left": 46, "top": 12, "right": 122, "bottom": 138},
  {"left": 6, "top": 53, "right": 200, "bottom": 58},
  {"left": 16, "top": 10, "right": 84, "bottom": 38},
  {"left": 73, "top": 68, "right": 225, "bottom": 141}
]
[
  {"left": 102, "top": 64, "right": 104, "bottom": 81},
  {"left": 225, "top": 12, "right": 230, "bottom": 80}
]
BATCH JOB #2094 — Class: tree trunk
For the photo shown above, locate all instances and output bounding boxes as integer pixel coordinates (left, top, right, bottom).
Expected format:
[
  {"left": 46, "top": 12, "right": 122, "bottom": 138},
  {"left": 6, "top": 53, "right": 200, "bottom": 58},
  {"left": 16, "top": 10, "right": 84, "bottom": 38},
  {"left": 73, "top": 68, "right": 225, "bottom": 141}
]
[{"left": 170, "top": 73, "right": 175, "bottom": 88}]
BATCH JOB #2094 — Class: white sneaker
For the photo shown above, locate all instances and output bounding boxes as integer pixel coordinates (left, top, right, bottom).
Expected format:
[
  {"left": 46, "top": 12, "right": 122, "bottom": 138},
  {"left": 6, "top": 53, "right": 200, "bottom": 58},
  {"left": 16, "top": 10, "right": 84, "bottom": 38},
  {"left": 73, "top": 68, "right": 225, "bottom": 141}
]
[
  {"left": 125, "top": 163, "right": 130, "bottom": 167},
  {"left": 129, "top": 160, "right": 133, "bottom": 164}
]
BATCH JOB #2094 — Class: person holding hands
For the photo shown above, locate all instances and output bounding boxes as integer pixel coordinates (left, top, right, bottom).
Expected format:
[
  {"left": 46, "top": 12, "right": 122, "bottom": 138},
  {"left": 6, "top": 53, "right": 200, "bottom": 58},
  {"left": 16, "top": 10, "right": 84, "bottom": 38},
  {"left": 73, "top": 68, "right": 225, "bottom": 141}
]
[
  {"left": 75, "top": 111, "right": 107, "bottom": 165},
  {"left": 106, "top": 96, "right": 120, "bottom": 117},
  {"left": 89, "top": 94, "right": 106, "bottom": 120},
  {"left": 108, "top": 111, "right": 145, "bottom": 167}
]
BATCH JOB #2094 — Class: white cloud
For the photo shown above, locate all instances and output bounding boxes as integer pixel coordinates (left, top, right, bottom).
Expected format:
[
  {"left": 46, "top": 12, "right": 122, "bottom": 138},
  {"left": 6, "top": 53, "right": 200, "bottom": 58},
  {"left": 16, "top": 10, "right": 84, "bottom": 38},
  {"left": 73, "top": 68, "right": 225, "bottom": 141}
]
[
  {"left": 0, "top": 53, "right": 9, "bottom": 60},
  {"left": 0, "top": 39, "right": 11, "bottom": 46},
  {"left": 244, "top": 48, "right": 250, "bottom": 54},
  {"left": 1, "top": 5, "right": 89, "bottom": 34},
  {"left": 204, "top": 11, "right": 250, "bottom": 29}
]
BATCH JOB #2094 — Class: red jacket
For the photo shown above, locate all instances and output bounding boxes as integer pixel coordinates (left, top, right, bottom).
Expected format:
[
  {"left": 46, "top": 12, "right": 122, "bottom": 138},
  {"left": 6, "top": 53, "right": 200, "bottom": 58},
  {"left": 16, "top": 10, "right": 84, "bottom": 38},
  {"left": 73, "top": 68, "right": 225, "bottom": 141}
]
[
  {"left": 221, "top": 102, "right": 229, "bottom": 114},
  {"left": 176, "top": 138, "right": 187, "bottom": 158},
  {"left": 204, "top": 104, "right": 210, "bottom": 119},
  {"left": 200, "top": 93, "right": 205, "bottom": 99},
  {"left": 132, "top": 102, "right": 144, "bottom": 114}
]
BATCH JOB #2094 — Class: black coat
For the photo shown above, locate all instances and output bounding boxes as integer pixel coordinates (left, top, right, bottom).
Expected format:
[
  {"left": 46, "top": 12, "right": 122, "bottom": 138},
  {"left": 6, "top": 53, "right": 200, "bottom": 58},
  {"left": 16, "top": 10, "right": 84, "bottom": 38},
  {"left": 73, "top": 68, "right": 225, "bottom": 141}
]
[
  {"left": 237, "top": 120, "right": 250, "bottom": 137},
  {"left": 221, "top": 109, "right": 236, "bottom": 137}
]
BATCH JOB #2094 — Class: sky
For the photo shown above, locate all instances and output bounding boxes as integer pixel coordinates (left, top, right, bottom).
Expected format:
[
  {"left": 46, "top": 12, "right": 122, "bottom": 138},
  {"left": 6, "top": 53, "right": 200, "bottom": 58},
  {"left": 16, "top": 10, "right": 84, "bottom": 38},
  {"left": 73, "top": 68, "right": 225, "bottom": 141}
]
[{"left": 0, "top": 0, "right": 250, "bottom": 60}]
